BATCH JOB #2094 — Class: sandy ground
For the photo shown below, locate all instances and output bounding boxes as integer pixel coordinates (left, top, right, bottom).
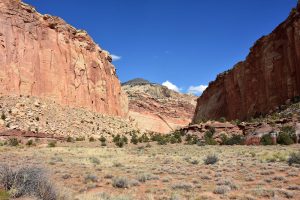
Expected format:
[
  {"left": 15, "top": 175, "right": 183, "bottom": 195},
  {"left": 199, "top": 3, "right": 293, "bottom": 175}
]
[{"left": 0, "top": 142, "right": 299, "bottom": 200}]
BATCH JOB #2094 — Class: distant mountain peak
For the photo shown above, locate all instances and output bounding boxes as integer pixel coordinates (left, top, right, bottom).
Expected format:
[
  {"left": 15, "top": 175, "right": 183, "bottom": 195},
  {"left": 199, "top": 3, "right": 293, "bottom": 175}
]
[{"left": 122, "top": 78, "right": 152, "bottom": 86}]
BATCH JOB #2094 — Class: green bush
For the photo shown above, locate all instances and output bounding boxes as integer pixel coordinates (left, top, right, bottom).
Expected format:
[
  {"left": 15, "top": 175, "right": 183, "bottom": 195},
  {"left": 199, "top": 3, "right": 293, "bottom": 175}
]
[
  {"left": 131, "top": 133, "right": 139, "bottom": 145},
  {"left": 89, "top": 137, "right": 96, "bottom": 142},
  {"left": 1, "top": 112, "right": 6, "bottom": 120},
  {"left": 224, "top": 135, "right": 244, "bottom": 145},
  {"left": 277, "top": 132, "right": 294, "bottom": 145},
  {"left": 48, "top": 141, "right": 56, "bottom": 148},
  {"left": 99, "top": 136, "right": 107, "bottom": 146},
  {"left": 170, "top": 130, "right": 183, "bottom": 144},
  {"left": 113, "top": 135, "right": 128, "bottom": 148},
  {"left": 277, "top": 126, "right": 296, "bottom": 145},
  {"left": 260, "top": 134, "right": 273, "bottom": 145},
  {"left": 8, "top": 138, "right": 19, "bottom": 146},
  {"left": 204, "top": 129, "right": 217, "bottom": 145},
  {"left": 66, "top": 137, "right": 74, "bottom": 143},
  {"left": 99, "top": 136, "right": 106, "bottom": 143},
  {"left": 26, "top": 140, "right": 34, "bottom": 146},
  {"left": 138, "top": 133, "right": 150, "bottom": 143},
  {"left": 75, "top": 137, "right": 85, "bottom": 141},
  {"left": 220, "top": 134, "right": 228, "bottom": 145},
  {"left": 185, "top": 134, "right": 198, "bottom": 145},
  {"left": 218, "top": 117, "right": 226, "bottom": 123}
]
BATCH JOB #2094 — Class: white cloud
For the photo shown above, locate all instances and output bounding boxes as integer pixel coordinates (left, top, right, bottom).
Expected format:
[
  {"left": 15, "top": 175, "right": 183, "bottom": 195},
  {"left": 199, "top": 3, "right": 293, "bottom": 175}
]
[
  {"left": 162, "top": 80, "right": 180, "bottom": 93},
  {"left": 187, "top": 85, "right": 208, "bottom": 95},
  {"left": 111, "top": 54, "right": 121, "bottom": 61}
]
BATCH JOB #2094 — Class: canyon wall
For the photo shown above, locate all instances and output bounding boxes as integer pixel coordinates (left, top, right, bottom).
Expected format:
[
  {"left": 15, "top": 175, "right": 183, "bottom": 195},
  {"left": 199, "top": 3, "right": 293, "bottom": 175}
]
[
  {"left": 193, "top": 2, "right": 300, "bottom": 122},
  {"left": 123, "top": 79, "right": 197, "bottom": 133},
  {"left": 0, "top": 0, "right": 127, "bottom": 117}
]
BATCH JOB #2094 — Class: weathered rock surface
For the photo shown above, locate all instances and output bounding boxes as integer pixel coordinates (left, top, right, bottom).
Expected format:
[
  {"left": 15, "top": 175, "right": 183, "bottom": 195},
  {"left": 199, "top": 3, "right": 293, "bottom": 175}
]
[
  {"left": 122, "top": 79, "right": 197, "bottom": 133},
  {"left": 0, "top": 95, "right": 137, "bottom": 139},
  {"left": 184, "top": 100, "right": 300, "bottom": 145},
  {"left": 0, "top": 0, "right": 127, "bottom": 117},
  {"left": 193, "top": 2, "right": 300, "bottom": 122}
]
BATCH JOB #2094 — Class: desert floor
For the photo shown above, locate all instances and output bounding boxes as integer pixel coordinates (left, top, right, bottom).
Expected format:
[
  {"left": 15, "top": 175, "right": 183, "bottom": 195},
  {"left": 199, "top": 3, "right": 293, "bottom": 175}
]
[{"left": 0, "top": 142, "right": 299, "bottom": 200}]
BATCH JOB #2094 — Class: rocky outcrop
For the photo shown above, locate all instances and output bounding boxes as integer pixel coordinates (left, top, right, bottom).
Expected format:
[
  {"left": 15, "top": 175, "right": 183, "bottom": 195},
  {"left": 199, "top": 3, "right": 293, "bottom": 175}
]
[
  {"left": 193, "top": 2, "right": 300, "bottom": 122},
  {"left": 0, "top": 95, "right": 137, "bottom": 139},
  {"left": 122, "top": 79, "right": 197, "bottom": 133},
  {"left": 0, "top": 0, "right": 127, "bottom": 117}
]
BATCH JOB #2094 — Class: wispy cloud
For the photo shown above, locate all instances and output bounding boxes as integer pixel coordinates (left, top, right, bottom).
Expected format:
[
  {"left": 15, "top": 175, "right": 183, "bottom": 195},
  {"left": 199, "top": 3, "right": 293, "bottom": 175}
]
[
  {"left": 162, "top": 80, "right": 181, "bottom": 93},
  {"left": 111, "top": 54, "right": 121, "bottom": 61},
  {"left": 187, "top": 85, "right": 208, "bottom": 95}
]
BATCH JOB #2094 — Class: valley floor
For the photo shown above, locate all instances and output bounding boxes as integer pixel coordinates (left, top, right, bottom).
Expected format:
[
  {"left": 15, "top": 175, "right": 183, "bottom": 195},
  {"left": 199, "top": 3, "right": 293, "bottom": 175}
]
[{"left": 0, "top": 143, "right": 300, "bottom": 200}]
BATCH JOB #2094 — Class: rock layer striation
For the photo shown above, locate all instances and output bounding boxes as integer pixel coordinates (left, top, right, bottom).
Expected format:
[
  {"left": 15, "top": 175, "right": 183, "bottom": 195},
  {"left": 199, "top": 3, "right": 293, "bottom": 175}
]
[
  {"left": 123, "top": 79, "right": 197, "bottom": 133},
  {"left": 193, "top": 2, "right": 300, "bottom": 122},
  {"left": 0, "top": 0, "right": 127, "bottom": 117}
]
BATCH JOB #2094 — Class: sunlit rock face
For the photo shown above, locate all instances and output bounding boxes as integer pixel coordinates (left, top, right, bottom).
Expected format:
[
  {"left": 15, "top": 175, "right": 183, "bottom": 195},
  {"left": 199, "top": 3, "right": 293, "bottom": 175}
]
[
  {"left": 193, "top": 3, "right": 300, "bottom": 122},
  {"left": 0, "top": 0, "right": 128, "bottom": 117}
]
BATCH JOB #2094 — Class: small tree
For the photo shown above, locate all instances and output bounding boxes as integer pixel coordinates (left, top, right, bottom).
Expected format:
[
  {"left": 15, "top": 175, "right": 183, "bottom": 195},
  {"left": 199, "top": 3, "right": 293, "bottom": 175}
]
[
  {"left": 260, "top": 134, "right": 273, "bottom": 145},
  {"left": 131, "top": 133, "right": 139, "bottom": 145},
  {"left": 204, "top": 128, "right": 217, "bottom": 145}
]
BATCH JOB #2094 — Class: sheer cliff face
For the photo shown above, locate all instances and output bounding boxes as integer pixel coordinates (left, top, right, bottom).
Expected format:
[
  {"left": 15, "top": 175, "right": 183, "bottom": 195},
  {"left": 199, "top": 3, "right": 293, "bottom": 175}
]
[
  {"left": 193, "top": 3, "right": 300, "bottom": 122},
  {"left": 0, "top": 0, "right": 128, "bottom": 117},
  {"left": 123, "top": 82, "right": 197, "bottom": 133}
]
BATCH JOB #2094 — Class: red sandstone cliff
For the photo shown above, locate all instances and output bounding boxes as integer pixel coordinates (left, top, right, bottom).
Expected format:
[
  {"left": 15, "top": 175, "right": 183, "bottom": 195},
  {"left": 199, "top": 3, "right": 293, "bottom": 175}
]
[
  {"left": 0, "top": 0, "right": 127, "bottom": 117},
  {"left": 193, "top": 2, "right": 300, "bottom": 122}
]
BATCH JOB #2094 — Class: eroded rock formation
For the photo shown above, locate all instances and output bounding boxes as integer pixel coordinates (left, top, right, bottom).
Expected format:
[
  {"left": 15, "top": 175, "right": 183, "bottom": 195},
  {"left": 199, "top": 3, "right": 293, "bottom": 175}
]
[
  {"left": 193, "top": 2, "right": 300, "bottom": 122},
  {"left": 0, "top": 0, "right": 127, "bottom": 117},
  {"left": 122, "top": 79, "right": 197, "bottom": 133}
]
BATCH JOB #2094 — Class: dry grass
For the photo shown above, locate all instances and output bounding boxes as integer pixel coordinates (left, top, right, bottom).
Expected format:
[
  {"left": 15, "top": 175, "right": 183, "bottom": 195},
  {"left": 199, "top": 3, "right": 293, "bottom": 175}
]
[{"left": 0, "top": 141, "right": 299, "bottom": 199}]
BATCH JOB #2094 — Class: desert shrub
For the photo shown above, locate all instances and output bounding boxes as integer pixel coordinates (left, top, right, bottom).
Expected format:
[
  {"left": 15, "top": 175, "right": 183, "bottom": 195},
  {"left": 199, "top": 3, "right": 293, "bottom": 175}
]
[
  {"left": 0, "top": 164, "right": 56, "bottom": 199},
  {"left": 151, "top": 134, "right": 168, "bottom": 145},
  {"left": 1, "top": 112, "right": 6, "bottom": 120},
  {"left": 8, "top": 138, "right": 19, "bottom": 146},
  {"left": 89, "top": 157, "right": 100, "bottom": 165},
  {"left": 171, "top": 182, "right": 193, "bottom": 190},
  {"left": 130, "top": 133, "right": 139, "bottom": 145},
  {"left": 66, "top": 136, "right": 74, "bottom": 143},
  {"left": 84, "top": 174, "right": 98, "bottom": 183},
  {"left": 185, "top": 134, "right": 199, "bottom": 145},
  {"left": 224, "top": 135, "right": 244, "bottom": 145},
  {"left": 75, "top": 137, "right": 85, "bottom": 141},
  {"left": 204, "top": 128, "right": 217, "bottom": 145},
  {"left": 288, "top": 152, "right": 300, "bottom": 166},
  {"left": 89, "top": 137, "right": 96, "bottom": 142},
  {"left": 277, "top": 132, "right": 294, "bottom": 145},
  {"left": 157, "top": 137, "right": 168, "bottom": 145},
  {"left": 138, "top": 133, "right": 150, "bottom": 143},
  {"left": 260, "top": 134, "right": 273, "bottom": 145},
  {"left": 204, "top": 154, "right": 219, "bottom": 165},
  {"left": 99, "top": 136, "right": 106, "bottom": 143},
  {"left": 47, "top": 141, "right": 56, "bottom": 148},
  {"left": 99, "top": 136, "right": 107, "bottom": 146},
  {"left": 113, "top": 135, "right": 128, "bottom": 148},
  {"left": 277, "top": 126, "right": 296, "bottom": 145},
  {"left": 170, "top": 130, "right": 183, "bottom": 144},
  {"left": 220, "top": 134, "right": 228, "bottom": 145},
  {"left": 112, "top": 177, "right": 129, "bottom": 188},
  {"left": 214, "top": 185, "right": 231, "bottom": 194},
  {"left": 205, "top": 136, "right": 217, "bottom": 145},
  {"left": 137, "top": 173, "right": 159, "bottom": 183},
  {"left": 218, "top": 117, "right": 226, "bottom": 123},
  {"left": 26, "top": 140, "right": 34, "bottom": 146}
]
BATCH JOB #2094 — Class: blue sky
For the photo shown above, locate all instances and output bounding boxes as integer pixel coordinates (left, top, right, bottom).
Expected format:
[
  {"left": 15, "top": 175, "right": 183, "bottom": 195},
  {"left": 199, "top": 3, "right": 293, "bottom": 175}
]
[{"left": 24, "top": 0, "right": 297, "bottom": 95}]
